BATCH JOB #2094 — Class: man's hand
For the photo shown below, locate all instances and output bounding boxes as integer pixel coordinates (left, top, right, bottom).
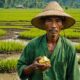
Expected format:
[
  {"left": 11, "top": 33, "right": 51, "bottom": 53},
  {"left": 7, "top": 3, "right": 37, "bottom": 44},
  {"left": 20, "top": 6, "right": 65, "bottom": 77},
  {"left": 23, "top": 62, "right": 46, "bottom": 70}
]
[
  {"left": 24, "top": 56, "right": 51, "bottom": 76},
  {"left": 32, "top": 56, "right": 51, "bottom": 71}
]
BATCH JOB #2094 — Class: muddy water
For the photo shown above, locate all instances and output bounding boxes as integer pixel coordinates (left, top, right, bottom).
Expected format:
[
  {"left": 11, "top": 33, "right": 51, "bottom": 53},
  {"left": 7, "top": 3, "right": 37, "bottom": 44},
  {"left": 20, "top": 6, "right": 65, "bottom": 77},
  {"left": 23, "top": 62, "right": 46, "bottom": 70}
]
[{"left": 0, "top": 73, "right": 20, "bottom": 80}]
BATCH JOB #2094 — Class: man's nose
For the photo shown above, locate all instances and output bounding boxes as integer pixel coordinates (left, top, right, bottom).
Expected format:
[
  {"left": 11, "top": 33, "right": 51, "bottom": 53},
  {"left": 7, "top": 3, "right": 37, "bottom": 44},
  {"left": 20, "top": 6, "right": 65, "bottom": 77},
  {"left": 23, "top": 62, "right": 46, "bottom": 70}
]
[{"left": 52, "top": 22, "right": 57, "bottom": 28}]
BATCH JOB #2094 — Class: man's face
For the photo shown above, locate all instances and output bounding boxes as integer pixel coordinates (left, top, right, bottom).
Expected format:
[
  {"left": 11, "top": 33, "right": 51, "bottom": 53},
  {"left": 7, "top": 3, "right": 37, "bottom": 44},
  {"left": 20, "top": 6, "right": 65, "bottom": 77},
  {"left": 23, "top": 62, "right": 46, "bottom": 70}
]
[{"left": 44, "top": 16, "right": 63, "bottom": 40}]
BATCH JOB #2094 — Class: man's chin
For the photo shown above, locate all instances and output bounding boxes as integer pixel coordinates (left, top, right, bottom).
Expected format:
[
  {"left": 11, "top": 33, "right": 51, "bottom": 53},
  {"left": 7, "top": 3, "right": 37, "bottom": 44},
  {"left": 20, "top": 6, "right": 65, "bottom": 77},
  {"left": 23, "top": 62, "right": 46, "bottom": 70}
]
[
  {"left": 51, "top": 34, "right": 58, "bottom": 37},
  {"left": 51, "top": 35, "right": 59, "bottom": 40}
]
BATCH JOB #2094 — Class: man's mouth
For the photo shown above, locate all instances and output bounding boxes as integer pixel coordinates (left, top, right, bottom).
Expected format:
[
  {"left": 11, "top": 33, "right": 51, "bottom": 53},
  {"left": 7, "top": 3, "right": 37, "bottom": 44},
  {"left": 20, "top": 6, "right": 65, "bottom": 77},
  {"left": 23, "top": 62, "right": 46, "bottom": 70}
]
[{"left": 49, "top": 29, "right": 58, "bottom": 34}]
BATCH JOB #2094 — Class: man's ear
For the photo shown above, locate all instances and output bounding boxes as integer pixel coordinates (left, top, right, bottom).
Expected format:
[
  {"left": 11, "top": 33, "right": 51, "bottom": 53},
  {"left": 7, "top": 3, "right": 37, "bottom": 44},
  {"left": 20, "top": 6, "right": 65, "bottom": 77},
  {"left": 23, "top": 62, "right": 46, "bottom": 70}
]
[
  {"left": 61, "top": 17, "right": 66, "bottom": 29},
  {"left": 41, "top": 20, "right": 46, "bottom": 30},
  {"left": 61, "top": 25, "right": 63, "bottom": 29}
]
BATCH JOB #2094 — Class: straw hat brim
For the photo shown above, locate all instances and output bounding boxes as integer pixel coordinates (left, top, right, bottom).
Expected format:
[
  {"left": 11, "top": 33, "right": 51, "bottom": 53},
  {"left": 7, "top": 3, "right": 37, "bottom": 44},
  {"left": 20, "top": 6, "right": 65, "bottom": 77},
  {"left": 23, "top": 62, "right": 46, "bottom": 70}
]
[{"left": 31, "top": 10, "right": 75, "bottom": 30}]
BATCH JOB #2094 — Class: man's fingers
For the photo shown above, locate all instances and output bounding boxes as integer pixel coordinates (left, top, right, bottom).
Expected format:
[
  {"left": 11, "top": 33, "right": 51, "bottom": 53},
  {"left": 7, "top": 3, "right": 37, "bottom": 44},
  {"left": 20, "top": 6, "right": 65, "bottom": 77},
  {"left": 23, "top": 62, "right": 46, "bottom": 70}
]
[{"left": 35, "top": 56, "right": 42, "bottom": 61}]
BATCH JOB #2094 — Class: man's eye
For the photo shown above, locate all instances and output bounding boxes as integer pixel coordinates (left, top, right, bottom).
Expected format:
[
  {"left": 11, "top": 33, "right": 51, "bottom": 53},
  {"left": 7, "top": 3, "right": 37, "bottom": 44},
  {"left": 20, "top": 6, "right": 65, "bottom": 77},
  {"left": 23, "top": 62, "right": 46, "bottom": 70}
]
[
  {"left": 46, "top": 19, "right": 52, "bottom": 22},
  {"left": 56, "top": 19, "right": 62, "bottom": 22}
]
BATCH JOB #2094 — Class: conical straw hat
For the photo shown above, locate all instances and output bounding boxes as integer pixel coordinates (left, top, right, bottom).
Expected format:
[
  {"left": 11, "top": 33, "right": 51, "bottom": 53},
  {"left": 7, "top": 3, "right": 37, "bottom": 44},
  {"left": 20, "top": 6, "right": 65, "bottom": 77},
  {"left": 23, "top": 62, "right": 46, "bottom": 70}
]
[{"left": 31, "top": 1, "right": 75, "bottom": 30}]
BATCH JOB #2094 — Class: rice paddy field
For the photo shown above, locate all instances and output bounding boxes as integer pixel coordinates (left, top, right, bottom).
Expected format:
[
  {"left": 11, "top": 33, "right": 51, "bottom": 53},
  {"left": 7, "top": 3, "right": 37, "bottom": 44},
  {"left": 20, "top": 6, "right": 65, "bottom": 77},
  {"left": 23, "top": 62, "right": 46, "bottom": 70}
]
[
  {"left": 0, "top": 8, "right": 80, "bottom": 39},
  {"left": 0, "top": 8, "right": 80, "bottom": 21},
  {"left": 0, "top": 8, "right": 80, "bottom": 80},
  {"left": 0, "top": 8, "right": 42, "bottom": 21}
]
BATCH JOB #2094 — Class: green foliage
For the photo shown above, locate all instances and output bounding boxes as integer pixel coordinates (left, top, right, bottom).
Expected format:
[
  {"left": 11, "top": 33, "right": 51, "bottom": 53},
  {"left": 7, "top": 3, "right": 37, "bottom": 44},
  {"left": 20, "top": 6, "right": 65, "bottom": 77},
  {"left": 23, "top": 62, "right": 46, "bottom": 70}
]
[
  {"left": 0, "top": 41, "right": 24, "bottom": 53},
  {"left": 19, "top": 28, "right": 46, "bottom": 39},
  {"left": 0, "top": 9, "right": 42, "bottom": 21},
  {"left": 0, "top": 9, "right": 80, "bottom": 21},
  {"left": 1, "top": 0, "right": 80, "bottom": 8},
  {"left": 0, "top": 59, "right": 18, "bottom": 73},
  {"left": 0, "top": 26, "right": 26, "bottom": 29},
  {"left": 75, "top": 44, "right": 80, "bottom": 53},
  {"left": 60, "top": 29, "right": 80, "bottom": 39},
  {"left": 0, "top": 29, "right": 6, "bottom": 36},
  {"left": 65, "top": 9, "right": 80, "bottom": 21}
]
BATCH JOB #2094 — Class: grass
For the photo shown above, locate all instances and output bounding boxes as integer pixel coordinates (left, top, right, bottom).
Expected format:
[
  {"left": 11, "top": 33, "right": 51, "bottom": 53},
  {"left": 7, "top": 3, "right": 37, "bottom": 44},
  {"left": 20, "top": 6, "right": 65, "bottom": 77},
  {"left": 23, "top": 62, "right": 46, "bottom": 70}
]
[
  {"left": 0, "top": 20, "right": 31, "bottom": 27},
  {"left": 0, "top": 59, "right": 18, "bottom": 73},
  {"left": 19, "top": 28, "right": 46, "bottom": 39},
  {"left": 0, "top": 29, "right": 6, "bottom": 36},
  {"left": 60, "top": 29, "right": 80, "bottom": 39},
  {"left": 75, "top": 44, "right": 80, "bottom": 53},
  {"left": 0, "top": 8, "right": 80, "bottom": 21},
  {"left": 0, "top": 8, "right": 42, "bottom": 21},
  {"left": 0, "top": 40, "right": 25, "bottom": 53},
  {"left": 0, "top": 26, "right": 27, "bottom": 29},
  {"left": 65, "top": 9, "right": 80, "bottom": 21}
]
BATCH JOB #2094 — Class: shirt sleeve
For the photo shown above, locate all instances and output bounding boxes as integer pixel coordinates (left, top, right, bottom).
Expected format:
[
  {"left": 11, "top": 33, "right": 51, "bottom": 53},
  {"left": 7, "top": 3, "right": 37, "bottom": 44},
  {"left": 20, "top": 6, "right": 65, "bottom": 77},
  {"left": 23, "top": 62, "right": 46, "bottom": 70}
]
[
  {"left": 66, "top": 45, "right": 80, "bottom": 80},
  {"left": 17, "top": 42, "right": 35, "bottom": 80},
  {"left": 73, "top": 56, "right": 80, "bottom": 80}
]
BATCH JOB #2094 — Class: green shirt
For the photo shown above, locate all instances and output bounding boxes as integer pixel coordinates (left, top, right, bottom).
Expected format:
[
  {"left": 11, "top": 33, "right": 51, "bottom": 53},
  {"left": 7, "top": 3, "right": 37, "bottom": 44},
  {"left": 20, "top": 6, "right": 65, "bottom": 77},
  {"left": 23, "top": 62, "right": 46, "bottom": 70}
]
[{"left": 17, "top": 34, "right": 80, "bottom": 80}]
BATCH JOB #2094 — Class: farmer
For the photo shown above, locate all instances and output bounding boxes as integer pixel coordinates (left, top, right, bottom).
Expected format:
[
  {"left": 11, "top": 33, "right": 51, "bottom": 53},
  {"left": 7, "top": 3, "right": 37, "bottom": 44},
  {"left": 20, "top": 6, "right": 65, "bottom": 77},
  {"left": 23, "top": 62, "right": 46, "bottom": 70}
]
[{"left": 17, "top": 1, "right": 80, "bottom": 80}]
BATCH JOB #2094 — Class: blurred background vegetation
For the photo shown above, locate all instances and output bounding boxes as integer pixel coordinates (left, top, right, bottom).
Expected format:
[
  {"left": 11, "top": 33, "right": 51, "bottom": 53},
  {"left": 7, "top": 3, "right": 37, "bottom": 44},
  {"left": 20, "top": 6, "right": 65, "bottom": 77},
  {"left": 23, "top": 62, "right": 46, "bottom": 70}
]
[{"left": 0, "top": 0, "right": 80, "bottom": 8}]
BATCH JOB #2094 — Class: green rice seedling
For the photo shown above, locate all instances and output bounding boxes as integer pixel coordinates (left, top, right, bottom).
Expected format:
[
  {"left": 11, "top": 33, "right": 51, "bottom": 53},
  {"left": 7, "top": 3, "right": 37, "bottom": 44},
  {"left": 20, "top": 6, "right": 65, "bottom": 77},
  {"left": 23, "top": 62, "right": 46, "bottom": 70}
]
[
  {"left": 0, "top": 9, "right": 42, "bottom": 21},
  {"left": 0, "top": 26, "right": 24, "bottom": 29},
  {"left": 75, "top": 44, "right": 80, "bottom": 53},
  {"left": 0, "top": 9, "right": 80, "bottom": 21},
  {"left": 0, "top": 40, "right": 25, "bottom": 53},
  {"left": 19, "top": 28, "right": 46, "bottom": 39},
  {"left": 65, "top": 9, "right": 80, "bottom": 21},
  {"left": 60, "top": 29, "right": 80, "bottom": 39},
  {"left": 0, "top": 29, "right": 6, "bottom": 36},
  {"left": 0, "top": 59, "right": 18, "bottom": 73}
]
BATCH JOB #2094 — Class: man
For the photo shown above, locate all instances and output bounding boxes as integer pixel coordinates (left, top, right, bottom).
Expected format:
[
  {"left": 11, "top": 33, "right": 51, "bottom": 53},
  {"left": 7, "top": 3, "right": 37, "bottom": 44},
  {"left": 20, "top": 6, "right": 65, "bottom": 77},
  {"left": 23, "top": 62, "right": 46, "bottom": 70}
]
[{"left": 17, "top": 1, "right": 80, "bottom": 80}]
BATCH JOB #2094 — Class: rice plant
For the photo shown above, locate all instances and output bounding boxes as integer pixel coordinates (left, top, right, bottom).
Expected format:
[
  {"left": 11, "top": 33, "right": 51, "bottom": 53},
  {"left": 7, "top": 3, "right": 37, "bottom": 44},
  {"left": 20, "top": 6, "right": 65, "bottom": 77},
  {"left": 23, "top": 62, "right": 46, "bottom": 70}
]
[
  {"left": 19, "top": 28, "right": 46, "bottom": 39},
  {"left": 75, "top": 43, "right": 80, "bottom": 53},
  {"left": 60, "top": 29, "right": 80, "bottom": 39},
  {"left": 0, "top": 9, "right": 80, "bottom": 21},
  {"left": 0, "top": 59, "right": 18, "bottom": 73},
  {"left": 0, "top": 9, "right": 42, "bottom": 21},
  {"left": 0, "top": 26, "right": 25, "bottom": 29},
  {"left": 0, "top": 29, "right": 6, "bottom": 36},
  {"left": 0, "top": 40, "right": 25, "bottom": 53}
]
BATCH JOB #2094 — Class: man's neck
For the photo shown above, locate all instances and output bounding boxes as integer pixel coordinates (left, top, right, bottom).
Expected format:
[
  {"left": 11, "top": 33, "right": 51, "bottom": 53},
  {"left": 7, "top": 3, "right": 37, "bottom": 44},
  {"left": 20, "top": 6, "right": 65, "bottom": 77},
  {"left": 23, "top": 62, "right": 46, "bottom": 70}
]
[
  {"left": 46, "top": 34, "right": 59, "bottom": 44},
  {"left": 46, "top": 35, "right": 59, "bottom": 53}
]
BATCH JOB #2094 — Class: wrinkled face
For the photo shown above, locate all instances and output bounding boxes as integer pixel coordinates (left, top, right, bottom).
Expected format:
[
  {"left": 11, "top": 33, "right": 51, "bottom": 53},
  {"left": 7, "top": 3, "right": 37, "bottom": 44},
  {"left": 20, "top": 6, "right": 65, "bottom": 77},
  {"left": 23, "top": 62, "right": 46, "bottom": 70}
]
[{"left": 44, "top": 16, "right": 63, "bottom": 40}]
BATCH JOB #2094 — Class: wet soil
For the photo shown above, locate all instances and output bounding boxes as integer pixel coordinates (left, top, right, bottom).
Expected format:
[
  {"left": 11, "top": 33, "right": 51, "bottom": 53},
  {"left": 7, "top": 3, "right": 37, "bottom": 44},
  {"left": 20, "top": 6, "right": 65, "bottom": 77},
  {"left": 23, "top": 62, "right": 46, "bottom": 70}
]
[
  {"left": 0, "top": 73, "right": 20, "bottom": 80},
  {"left": 0, "top": 28, "right": 29, "bottom": 40}
]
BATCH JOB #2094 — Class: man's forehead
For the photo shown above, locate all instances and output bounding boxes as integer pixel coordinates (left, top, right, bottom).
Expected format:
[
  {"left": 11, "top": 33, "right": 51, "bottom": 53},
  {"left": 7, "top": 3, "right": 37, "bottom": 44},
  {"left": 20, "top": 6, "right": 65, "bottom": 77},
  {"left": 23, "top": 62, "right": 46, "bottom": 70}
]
[
  {"left": 41, "top": 16, "right": 64, "bottom": 22},
  {"left": 45, "top": 16, "right": 62, "bottom": 20}
]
